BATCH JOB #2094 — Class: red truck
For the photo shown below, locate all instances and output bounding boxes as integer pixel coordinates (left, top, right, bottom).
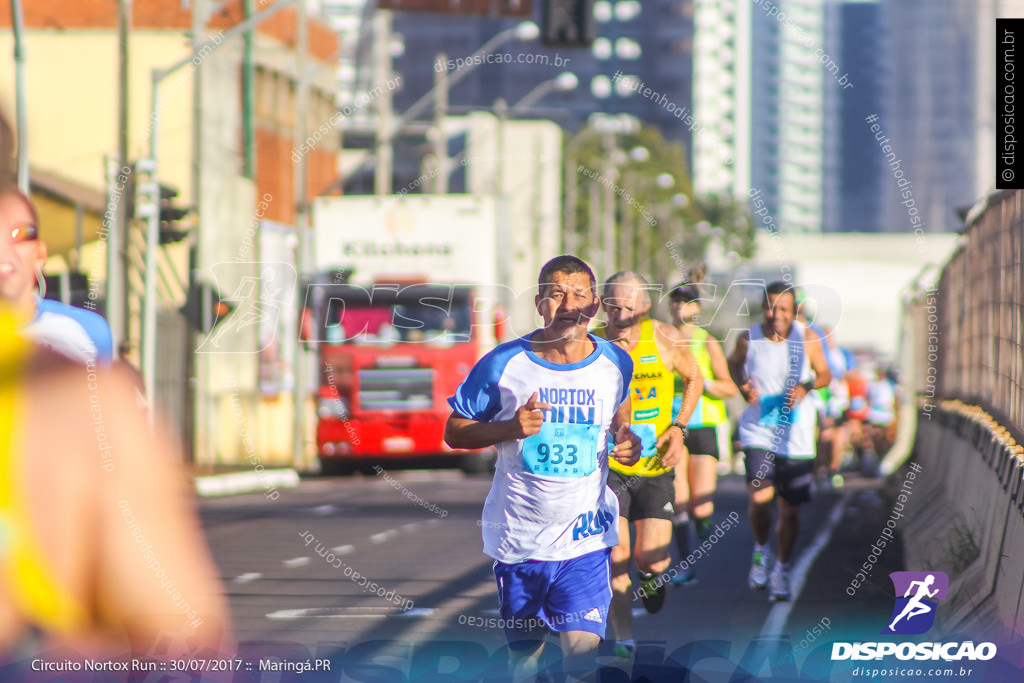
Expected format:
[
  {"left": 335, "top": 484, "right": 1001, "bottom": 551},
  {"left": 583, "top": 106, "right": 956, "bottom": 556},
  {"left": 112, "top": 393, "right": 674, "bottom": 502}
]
[{"left": 303, "top": 276, "right": 500, "bottom": 475}]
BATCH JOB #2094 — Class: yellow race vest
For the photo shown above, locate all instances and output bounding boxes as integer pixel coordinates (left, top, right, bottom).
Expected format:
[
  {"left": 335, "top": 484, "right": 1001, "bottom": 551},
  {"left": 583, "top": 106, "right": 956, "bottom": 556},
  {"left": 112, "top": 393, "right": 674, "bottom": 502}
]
[
  {"left": 674, "top": 326, "right": 727, "bottom": 428},
  {"left": 0, "top": 309, "right": 87, "bottom": 638},
  {"left": 595, "top": 319, "right": 675, "bottom": 477}
]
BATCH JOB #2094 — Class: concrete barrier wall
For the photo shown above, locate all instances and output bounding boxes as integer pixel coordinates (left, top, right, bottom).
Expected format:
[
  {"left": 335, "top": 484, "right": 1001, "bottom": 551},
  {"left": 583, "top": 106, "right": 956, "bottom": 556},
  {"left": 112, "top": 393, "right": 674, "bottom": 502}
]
[{"left": 906, "top": 404, "right": 1024, "bottom": 645}]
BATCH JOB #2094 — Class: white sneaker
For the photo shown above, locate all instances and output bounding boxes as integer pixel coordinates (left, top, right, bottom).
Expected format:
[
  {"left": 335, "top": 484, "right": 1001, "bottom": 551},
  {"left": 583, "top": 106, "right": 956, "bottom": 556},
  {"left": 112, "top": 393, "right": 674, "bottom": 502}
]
[
  {"left": 749, "top": 549, "right": 770, "bottom": 589},
  {"left": 769, "top": 566, "right": 791, "bottom": 601}
]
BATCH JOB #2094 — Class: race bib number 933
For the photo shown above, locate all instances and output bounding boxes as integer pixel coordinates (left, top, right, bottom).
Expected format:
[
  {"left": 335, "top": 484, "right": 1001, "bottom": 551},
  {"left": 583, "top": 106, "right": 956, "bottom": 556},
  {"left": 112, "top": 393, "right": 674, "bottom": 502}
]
[{"left": 522, "top": 423, "right": 599, "bottom": 477}]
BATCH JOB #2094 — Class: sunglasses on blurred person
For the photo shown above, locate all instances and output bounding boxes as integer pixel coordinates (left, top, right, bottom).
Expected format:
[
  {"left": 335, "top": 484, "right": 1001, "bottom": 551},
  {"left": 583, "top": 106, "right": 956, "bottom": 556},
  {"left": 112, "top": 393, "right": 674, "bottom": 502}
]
[{"left": 8, "top": 222, "right": 37, "bottom": 243}]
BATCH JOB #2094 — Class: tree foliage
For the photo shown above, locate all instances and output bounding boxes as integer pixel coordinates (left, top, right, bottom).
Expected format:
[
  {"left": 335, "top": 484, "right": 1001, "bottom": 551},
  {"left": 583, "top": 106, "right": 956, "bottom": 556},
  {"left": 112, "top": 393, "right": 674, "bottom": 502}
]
[{"left": 564, "top": 123, "right": 755, "bottom": 287}]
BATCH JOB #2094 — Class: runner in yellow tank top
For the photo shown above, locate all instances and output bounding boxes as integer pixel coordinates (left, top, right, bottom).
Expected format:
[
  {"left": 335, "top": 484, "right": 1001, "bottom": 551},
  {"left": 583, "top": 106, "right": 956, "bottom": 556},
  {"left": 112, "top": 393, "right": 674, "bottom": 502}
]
[
  {"left": 596, "top": 272, "right": 702, "bottom": 658},
  {"left": 594, "top": 319, "right": 677, "bottom": 477},
  {"left": 0, "top": 308, "right": 229, "bottom": 664}
]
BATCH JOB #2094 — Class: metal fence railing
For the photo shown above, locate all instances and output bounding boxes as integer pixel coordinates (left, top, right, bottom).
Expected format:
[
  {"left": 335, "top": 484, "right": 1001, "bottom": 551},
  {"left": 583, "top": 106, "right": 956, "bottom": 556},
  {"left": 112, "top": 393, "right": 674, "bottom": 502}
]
[{"left": 934, "top": 189, "right": 1024, "bottom": 436}]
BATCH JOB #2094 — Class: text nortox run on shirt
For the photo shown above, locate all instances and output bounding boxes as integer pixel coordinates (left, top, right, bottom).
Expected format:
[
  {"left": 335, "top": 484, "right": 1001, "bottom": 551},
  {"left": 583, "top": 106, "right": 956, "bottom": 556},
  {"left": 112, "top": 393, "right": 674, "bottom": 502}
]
[{"left": 537, "top": 387, "right": 598, "bottom": 424}]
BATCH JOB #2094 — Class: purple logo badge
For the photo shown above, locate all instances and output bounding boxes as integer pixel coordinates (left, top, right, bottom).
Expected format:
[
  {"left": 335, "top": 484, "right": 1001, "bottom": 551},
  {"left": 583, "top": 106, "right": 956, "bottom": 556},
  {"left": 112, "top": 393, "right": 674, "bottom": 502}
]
[{"left": 883, "top": 571, "right": 949, "bottom": 634}]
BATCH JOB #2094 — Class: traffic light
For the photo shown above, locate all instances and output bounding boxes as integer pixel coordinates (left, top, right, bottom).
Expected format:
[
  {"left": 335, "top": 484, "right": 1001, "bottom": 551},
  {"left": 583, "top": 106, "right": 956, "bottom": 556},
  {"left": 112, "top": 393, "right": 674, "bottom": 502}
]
[
  {"left": 180, "top": 281, "right": 235, "bottom": 334},
  {"left": 542, "top": 0, "right": 596, "bottom": 47},
  {"left": 158, "top": 184, "right": 190, "bottom": 244}
]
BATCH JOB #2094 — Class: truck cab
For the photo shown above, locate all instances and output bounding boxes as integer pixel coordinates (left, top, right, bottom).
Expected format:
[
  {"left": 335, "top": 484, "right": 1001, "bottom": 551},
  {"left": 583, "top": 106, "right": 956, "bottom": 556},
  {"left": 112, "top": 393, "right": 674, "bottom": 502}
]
[{"left": 305, "top": 278, "right": 496, "bottom": 474}]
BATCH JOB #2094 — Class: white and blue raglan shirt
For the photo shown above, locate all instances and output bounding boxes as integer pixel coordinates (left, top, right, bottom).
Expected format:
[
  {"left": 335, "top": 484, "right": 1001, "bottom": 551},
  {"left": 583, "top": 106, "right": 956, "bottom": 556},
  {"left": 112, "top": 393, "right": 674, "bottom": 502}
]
[
  {"left": 448, "top": 333, "right": 633, "bottom": 564},
  {"left": 21, "top": 297, "right": 114, "bottom": 367}
]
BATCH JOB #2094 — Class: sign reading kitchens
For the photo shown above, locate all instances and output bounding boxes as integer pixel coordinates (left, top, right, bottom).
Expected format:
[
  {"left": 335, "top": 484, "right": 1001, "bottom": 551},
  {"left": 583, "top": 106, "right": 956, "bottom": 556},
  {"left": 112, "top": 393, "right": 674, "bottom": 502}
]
[{"left": 311, "top": 195, "right": 497, "bottom": 287}]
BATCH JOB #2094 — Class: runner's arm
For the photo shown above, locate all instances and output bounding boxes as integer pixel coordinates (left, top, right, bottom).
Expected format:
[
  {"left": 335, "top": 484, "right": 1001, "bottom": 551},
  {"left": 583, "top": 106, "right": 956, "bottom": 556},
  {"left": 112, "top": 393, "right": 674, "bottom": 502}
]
[
  {"left": 609, "top": 396, "right": 642, "bottom": 466},
  {"left": 653, "top": 320, "right": 702, "bottom": 426},
  {"left": 806, "top": 328, "right": 832, "bottom": 390},
  {"left": 784, "top": 328, "right": 831, "bottom": 408},
  {"left": 728, "top": 331, "right": 756, "bottom": 402},
  {"left": 705, "top": 336, "right": 738, "bottom": 399},
  {"left": 444, "top": 392, "right": 551, "bottom": 449}
]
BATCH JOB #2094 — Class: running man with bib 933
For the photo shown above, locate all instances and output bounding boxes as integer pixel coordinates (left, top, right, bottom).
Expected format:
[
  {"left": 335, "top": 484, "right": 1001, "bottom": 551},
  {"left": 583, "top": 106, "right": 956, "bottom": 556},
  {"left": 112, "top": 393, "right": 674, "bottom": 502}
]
[
  {"left": 728, "top": 282, "right": 830, "bottom": 601},
  {"left": 593, "top": 272, "right": 702, "bottom": 659},
  {"left": 445, "top": 255, "right": 641, "bottom": 682}
]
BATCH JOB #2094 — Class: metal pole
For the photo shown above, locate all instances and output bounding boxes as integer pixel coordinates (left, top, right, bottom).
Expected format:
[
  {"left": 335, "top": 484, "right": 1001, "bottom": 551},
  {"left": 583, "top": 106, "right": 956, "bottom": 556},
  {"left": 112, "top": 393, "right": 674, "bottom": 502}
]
[
  {"left": 354, "top": 23, "right": 531, "bottom": 183},
  {"left": 10, "top": 0, "right": 27, "bottom": 193},
  {"left": 142, "top": 74, "right": 161, "bottom": 420},
  {"left": 509, "top": 80, "right": 554, "bottom": 116},
  {"left": 494, "top": 97, "right": 508, "bottom": 196},
  {"left": 602, "top": 131, "right": 615, "bottom": 275},
  {"left": 588, "top": 182, "right": 600, "bottom": 266},
  {"left": 563, "top": 144, "right": 576, "bottom": 254},
  {"left": 292, "top": 0, "right": 309, "bottom": 469},
  {"left": 433, "top": 52, "right": 448, "bottom": 193},
  {"left": 374, "top": 9, "right": 393, "bottom": 195},
  {"left": 243, "top": 0, "right": 255, "bottom": 178},
  {"left": 620, "top": 172, "right": 633, "bottom": 272},
  {"left": 111, "top": 0, "right": 129, "bottom": 346}
]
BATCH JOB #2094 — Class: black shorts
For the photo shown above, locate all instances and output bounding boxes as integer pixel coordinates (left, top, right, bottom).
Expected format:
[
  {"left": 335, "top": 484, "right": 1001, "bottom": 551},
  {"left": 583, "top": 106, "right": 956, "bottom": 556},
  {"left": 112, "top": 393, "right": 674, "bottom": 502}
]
[
  {"left": 684, "top": 426, "right": 720, "bottom": 460},
  {"left": 743, "top": 448, "right": 814, "bottom": 505},
  {"left": 607, "top": 470, "right": 675, "bottom": 522}
]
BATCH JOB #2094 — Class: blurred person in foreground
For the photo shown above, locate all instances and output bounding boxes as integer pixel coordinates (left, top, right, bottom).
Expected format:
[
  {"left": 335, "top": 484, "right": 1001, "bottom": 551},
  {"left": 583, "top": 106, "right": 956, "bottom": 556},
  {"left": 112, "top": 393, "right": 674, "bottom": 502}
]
[
  {"left": 0, "top": 188, "right": 112, "bottom": 366},
  {"left": 0, "top": 108, "right": 227, "bottom": 671},
  {"left": 666, "top": 283, "right": 737, "bottom": 586},
  {"left": 0, "top": 308, "right": 229, "bottom": 670}
]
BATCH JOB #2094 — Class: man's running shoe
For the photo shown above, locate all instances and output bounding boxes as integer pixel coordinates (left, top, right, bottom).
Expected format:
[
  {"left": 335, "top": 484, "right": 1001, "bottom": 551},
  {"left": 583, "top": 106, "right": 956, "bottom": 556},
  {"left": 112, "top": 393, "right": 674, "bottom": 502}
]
[
  {"left": 638, "top": 571, "right": 667, "bottom": 613},
  {"left": 769, "top": 566, "right": 791, "bottom": 601},
  {"left": 748, "top": 549, "right": 771, "bottom": 589},
  {"left": 831, "top": 473, "right": 845, "bottom": 488},
  {"left": 670, "top": 566, "right": 698, "bottom": 586},
  {"left": 613, "top": 641, "right": 636, "bottom": 660}
]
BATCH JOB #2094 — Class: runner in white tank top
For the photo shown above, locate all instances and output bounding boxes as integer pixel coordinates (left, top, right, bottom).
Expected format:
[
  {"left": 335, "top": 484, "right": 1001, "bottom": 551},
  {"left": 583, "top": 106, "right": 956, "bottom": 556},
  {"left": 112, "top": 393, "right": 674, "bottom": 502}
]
[
  {"left": 738, "top": 319, "right": 816, "bottom": 457},
  {"left": 729, "top": 283, "right": 831, "bottom": 602}
]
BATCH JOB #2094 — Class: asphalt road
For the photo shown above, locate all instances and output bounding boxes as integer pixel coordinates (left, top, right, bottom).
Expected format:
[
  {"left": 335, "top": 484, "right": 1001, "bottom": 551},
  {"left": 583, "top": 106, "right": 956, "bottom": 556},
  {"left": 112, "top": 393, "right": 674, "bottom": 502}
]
[{"left": 197, "top": 467, "right": 917, "bottom": 682}]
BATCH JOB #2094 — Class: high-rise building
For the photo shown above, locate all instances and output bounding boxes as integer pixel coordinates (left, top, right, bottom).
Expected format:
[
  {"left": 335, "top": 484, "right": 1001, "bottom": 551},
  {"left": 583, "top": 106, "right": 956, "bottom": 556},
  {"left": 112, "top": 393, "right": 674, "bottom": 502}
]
[
  {"left": 749, "top": 0, "right": 829, "bottom": 235},
  {"left": 833, "top": 0, "right": 884, "bottom": 233},
  {"left": 691, "top": 0, "right": 751, "bottom": 198},
  {"left": 692, "top": 0, "right": 831, "bottom": 233},
  {"left": 881, "top": 0, "right": 1024, "bottom": 234}
]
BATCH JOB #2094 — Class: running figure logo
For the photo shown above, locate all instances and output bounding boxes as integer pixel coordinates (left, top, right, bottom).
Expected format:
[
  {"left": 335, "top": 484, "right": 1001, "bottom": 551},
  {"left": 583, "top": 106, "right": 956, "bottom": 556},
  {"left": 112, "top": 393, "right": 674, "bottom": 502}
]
[{"left": 883, "top": 571, "right": 949, "bottom": 634}]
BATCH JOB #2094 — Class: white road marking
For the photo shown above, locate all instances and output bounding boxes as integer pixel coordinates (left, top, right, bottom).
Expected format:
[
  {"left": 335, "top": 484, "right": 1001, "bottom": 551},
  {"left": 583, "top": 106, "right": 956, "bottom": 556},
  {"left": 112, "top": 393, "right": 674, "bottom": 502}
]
[
  {"left": 371, "top": 529, "right": 400, "bottom": 544},
  {"left": 234, "top": 572, "right": 262, "bottom": 583},
  {"left": 759, "top": 495, "right": 850, "bottom": 638},
  {"left": 267, "top": 607, "right": 435, "bottom": 620},
  {"left": 309, "top": 504, "right": 338, "bottom": 515},
  {"left": 332, "top": 544, "right": 354, "bottom": 554},
  {"left": 402, "top": 523, "right": 420, "bottom": 533},
  {"left": 283, "top": 557, "right": 311, "bottom": 568}
]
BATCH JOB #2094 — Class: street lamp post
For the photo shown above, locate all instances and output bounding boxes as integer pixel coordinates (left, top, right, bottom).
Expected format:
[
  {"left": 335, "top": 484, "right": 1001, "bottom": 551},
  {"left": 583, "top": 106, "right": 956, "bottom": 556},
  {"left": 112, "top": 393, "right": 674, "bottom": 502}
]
[
  {"left": 141, "top": 0, "right": 298, "bottom": 425},
  {"left": 509, "top": 71, "right": 578, "bottom": 116},
  {"left": 364, "top": 20, "right": 538, "bottom": 194}
]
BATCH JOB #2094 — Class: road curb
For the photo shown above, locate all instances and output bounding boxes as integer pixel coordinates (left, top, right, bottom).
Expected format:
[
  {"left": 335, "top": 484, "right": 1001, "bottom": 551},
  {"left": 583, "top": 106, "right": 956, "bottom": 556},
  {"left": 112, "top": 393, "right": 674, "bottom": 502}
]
[{"left": 195, "top": 468, "right": 300, "bottom": 497}]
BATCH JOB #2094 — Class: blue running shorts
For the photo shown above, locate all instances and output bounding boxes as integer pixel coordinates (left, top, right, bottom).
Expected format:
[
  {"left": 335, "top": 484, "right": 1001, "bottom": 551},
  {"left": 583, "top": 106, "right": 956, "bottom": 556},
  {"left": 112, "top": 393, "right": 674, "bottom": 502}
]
[{"left": 493, "top": 547, "right": 612, "bottom": 649}]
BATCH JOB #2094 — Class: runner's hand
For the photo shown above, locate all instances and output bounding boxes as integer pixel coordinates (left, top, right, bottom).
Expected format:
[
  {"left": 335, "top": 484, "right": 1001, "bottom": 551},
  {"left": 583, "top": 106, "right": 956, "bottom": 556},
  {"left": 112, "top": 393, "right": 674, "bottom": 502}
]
[
  {"left": 740, "top": 381, "right": 759, "bottom": 404},
  {"left": 657, "top": 426, "right": 687, "bottom": 468},
  {"left": 785, "top": 383, "right": 809, "bottom": 408},
  {"left": 512, "top": 392, "right": 550, "bottom": 438},
  {"left": 610, "top": 423, "right": 642, "bottom": 466}
]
